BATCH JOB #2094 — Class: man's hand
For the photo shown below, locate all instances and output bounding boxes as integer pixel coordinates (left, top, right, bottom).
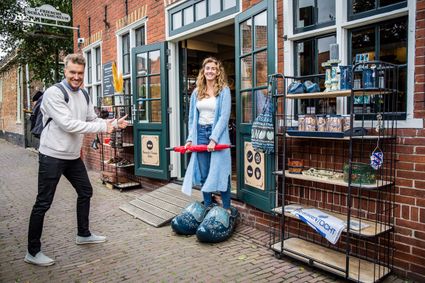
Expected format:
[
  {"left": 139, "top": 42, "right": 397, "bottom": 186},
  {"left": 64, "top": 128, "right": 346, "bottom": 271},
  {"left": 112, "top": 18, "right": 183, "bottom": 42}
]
[
  {"left": 105, "top": 119, "right": 115, "bottom": 133},
  {"left": 117, "top": 114, "right": 129, "bottom": 129},
  {"left": 207, "top": 140, "right": 216, "bottom": 152}
]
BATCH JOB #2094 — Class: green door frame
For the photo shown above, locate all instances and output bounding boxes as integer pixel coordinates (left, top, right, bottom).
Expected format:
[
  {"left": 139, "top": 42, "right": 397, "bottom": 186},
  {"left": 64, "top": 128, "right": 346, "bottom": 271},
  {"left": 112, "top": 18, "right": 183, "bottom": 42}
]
[
  {"left": 235, "top": 0, "right": 275, "bottom": 212},
  {"left": 132, "top": 42, "right": 170, "bottom": 180}
]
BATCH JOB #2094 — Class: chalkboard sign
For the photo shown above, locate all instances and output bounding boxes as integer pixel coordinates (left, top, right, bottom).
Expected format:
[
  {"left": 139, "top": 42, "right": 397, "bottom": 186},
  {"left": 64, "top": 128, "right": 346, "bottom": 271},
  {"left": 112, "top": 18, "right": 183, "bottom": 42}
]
[{"left": 102, "top": 61, "right": 114, "bottom": 96}]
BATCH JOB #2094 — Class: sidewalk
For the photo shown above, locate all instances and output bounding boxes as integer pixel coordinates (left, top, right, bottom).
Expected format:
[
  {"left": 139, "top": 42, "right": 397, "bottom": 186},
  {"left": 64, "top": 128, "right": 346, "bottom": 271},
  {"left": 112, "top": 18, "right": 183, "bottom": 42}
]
[{"left": 0, "top": 139, "right": 405, "bottom": 282}]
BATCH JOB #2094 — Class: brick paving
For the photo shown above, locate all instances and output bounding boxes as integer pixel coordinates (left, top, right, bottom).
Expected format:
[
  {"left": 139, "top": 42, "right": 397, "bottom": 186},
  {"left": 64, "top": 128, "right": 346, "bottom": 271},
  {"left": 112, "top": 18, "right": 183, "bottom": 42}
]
[{"left": 0, "top": 139, "right": 407, "bottom": 283}]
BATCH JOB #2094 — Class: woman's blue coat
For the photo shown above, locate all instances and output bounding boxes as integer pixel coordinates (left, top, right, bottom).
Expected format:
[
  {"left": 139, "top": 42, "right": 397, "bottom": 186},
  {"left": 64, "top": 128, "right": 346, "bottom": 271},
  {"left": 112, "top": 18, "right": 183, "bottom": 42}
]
[{"left": 182, "top": 86, "right": 232, "bottom": 196}]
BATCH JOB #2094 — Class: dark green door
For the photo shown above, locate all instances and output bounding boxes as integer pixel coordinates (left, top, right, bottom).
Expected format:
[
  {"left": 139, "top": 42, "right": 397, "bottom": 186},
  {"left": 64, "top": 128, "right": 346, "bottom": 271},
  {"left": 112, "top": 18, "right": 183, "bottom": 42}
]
[
  {"left": 235, "top": 0, "right": 275, "bottom": 212},
  {"left": 132, "top": 42, "right": 170, "bottom": 180}
]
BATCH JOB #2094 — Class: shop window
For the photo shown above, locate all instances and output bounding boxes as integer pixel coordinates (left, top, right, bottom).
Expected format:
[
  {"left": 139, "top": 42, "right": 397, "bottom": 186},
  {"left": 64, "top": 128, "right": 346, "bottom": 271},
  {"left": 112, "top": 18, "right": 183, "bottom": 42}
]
[
  {"left": 84, "top": 44, "right": 102, "bottom": 106},
  {"left": 117, "top": 21, "right": 146, "bottom": 96},
  {"left": 168, "top": 0, "right": 239, "bottom": 37},
  {"left": 348, "top": 0, "right": 406, "bottom": 21},
  {"left": 349, "top": 17, "right": 407, "bottom": 118},
  {"left": 295, "top": 34, "right": 336, "bottom": 76},
  {"left": 294, "top": 0, "right": 335, "bottom": 34}
]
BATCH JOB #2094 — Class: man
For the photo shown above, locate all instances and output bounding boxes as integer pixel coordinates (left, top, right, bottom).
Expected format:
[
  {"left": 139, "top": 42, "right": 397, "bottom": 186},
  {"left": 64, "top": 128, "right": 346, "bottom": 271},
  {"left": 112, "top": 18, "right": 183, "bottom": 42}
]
[{"left": 25, "top": 53, "right": 128, "bottom": 266}]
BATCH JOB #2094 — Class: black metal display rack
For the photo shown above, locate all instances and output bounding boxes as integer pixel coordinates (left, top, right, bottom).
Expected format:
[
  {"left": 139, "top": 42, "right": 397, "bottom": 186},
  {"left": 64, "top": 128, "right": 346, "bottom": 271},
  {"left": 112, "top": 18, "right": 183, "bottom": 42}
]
[
  {"left": 269, "top": 61, "right": 398, "bottom": 283},
  {"left": 100, "top": 94, "right": 140, "bottom": 191}
]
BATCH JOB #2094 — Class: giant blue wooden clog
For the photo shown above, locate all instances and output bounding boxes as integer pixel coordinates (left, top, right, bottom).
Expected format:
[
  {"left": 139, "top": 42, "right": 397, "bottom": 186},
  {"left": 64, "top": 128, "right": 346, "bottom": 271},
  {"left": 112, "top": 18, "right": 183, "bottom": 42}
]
[
  {"left": 171, "top": 201, "right": 208, "bottom": 235},
  {"left": 196, "top": 206, "right": 239, "bottom": 243}
]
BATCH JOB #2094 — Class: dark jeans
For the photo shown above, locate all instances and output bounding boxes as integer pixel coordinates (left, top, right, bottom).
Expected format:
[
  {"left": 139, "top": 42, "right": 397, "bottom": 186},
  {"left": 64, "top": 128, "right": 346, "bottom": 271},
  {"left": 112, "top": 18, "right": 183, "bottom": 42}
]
[
  {"left": 197, "top": 124, "right": 231, "bottom": 209},
  {"left": 28, "top": 153, "right": 93, "bottom": 256}
]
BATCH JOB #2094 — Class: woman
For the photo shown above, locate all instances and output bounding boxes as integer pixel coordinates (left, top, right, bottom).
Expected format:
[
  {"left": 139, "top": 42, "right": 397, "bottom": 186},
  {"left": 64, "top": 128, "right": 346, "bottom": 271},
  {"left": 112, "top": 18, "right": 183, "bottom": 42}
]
[
  {"left": 183, "top": 57, "right": 232, "bottom": 209},
  {"left": 173, "top": 57, "right": 237, "bottom": 242}
]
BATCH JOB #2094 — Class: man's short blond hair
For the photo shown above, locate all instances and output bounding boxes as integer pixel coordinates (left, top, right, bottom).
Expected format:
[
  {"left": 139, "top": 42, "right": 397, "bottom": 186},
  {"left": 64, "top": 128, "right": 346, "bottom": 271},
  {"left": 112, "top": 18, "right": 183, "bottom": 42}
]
[{"left": 64, "top": 53, "right": 86, "bottom": 68}]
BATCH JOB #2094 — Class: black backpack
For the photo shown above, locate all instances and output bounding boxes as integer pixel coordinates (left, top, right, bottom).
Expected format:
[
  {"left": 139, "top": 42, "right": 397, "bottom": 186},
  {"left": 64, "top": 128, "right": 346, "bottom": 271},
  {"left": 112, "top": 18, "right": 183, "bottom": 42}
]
[{"left": 30, "top": 83, "right": 90, "bottom": 138}]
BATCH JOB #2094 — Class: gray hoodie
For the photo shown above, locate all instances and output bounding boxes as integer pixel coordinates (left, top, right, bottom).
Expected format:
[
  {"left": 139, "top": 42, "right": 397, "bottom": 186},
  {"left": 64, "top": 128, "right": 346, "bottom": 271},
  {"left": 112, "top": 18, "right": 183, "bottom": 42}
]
[{"left": 39, "top": 81, "right": 107, "bottom": 160}]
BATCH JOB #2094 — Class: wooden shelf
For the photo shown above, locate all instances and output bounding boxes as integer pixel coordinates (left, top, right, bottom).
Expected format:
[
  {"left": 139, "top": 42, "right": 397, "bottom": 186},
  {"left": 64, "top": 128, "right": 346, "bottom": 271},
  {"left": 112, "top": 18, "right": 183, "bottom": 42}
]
[
  {"left": 104, "top": 161, "right": 134, "bottom": 168},
  {"left": 285, "top": 134, "right": 395, "bottom": 140},
  {"left": 273, "top": 170, "right": 392, "bottom": 190},
  {"left": 272, "top": 204, "right": 392, "bottom": 237},
  {"left": 286, "top": 89, "right": 391, "bottom": 100},
  {"left": 271, "top": 238, "right": 390, "bottom": 283},
  {"left": 102, "top": 142, "right": 134, "bottom": 147}
]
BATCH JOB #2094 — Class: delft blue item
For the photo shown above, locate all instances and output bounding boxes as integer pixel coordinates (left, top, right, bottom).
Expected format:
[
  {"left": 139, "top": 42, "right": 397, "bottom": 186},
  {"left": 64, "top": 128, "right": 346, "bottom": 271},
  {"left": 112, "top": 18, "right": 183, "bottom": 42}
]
[
  {"left": 370, "top": 147, "right": 384, "bottom": 170},
  {"left": 339, "top": 65, "right": 353, "bottom": 90},
  {"left": 171, "top": 201, "right": 208, "bottom": 235},
  {"left": 303, "top": 81, "right": 320, "bottom": 93},
  {"left": 287, "top": 81, "right": 305, "bottom": 94},
  {"left": 362, "top": 68, "right": 374, "bottom": 88},
  {"left": 196, "top": 206, "right": 239, "bottom": 243}
]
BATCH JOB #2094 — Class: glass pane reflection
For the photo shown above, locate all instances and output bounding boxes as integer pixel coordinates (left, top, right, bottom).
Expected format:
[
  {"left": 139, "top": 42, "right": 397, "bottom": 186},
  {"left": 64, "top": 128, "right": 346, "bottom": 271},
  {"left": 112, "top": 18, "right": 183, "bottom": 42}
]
[
  {"left": 240, "top": 19, "right": 252, "bottom": 55},
  {"left": 137, "top": 53, "right": 147, "bottom": 75},
  {"left": 150, "top": 51, "right": 161, "bottom": 74},
  {"left": 241, "top": 91, "right": 253, "bottom": 123},
  {"left": 254, "top": 11, "right": 267, "bottom": 49},
  {"left": 241, "top": 56, "right": 252, "bottom": 90}
]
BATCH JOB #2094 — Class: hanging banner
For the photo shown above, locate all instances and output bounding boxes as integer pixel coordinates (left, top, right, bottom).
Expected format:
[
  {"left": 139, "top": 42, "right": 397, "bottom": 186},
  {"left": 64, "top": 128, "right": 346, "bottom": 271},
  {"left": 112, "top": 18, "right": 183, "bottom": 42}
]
[
  {"left": 25, "top": 5, "right": 71, "bottom": 22},
  {"left": 141, "top": 135, "right": 160, "bottom": 166},
  {"left": 244, "top": 142, "right": 265, "bottom": 190}
]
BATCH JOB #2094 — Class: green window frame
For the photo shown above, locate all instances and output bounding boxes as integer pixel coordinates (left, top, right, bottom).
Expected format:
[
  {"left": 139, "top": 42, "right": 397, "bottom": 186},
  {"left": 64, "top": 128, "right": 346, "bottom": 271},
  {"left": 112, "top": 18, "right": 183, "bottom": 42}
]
[
  {"left": 168, "top": 0, "right": 239, "bottom": 37},
  {"left": 348, "top": 0, "right": 407, "bottom": 21}
]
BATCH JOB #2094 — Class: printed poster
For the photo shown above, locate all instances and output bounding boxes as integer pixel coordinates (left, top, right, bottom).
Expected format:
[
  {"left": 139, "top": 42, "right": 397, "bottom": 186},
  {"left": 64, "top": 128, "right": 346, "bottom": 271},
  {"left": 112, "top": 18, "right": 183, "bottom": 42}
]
[
  {"left": 244, "top": 142, "right": 265, "bottom": 190},
  {"left": 141, "top": 135, "right": 160, "bottom": 166}
]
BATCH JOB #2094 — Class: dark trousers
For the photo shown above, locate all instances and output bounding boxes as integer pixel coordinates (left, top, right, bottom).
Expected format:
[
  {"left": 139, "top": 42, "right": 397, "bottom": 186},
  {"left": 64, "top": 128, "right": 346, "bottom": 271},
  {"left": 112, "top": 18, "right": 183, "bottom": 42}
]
[{"left": 28, "top": 153, "right": 93, "bottom": 256}]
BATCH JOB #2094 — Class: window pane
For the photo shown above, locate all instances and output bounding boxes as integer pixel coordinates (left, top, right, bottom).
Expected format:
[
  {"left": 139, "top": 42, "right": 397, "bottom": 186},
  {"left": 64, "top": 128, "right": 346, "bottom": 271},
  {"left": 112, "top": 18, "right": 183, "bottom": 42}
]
[
  {"left": 209, "top": 0, "right": 220, "bottom": 15},
  {"left": 380, "top": 0, "right": 405, "bottom": 7},
  {"left": 379, "top": 19, "right": 407, "bottom": 64},
  {"left": 317, "top": 0, "right": 335, "bottom": 24},
  {"left": 122, "top": 34, "right": 130, "bottom": 75},
  {"left": 241, "top": 91, "right": 253, "bottom": 123},
  {"left": 150, "top": 75, "right": 161, "bottom": 122},
  {"left": 136, "top": 77, "right": 147, "bottom": 121},
  {"left": 183, "top": 7, "right": 194, "bottom": 25},
  {"left": 95, "top": 47, "right": 101, "bottom": 82},
  {"left": 255, "top": 51, "right": 268, "bottom": 87},
  {"left": 123, "top": 54, "right": 130, "bottom": 75},
  {"left": 137, "top": 53, "right": 148, "bottom": 75},
  {"left": 352, "top": 0, "right": 375, "bottom": 14},
  {"left": 254, "top": 11, "right": 267, "bottom": 49},
  {"left": 87, "top": 51, "right": 92, "bottom": 83},
  {"left": 240, "top": 56, "right": 252, "bottom": 90},
  {"left": 296, "top": 0, "right": 314, "bottom": 28},
  {"left": 149, "top": 50, "right": 161, "bottom": 74},
  {"left": 255, "top": 89, "right": 268, "bottom": 117},
  {"left": 195, "top": 1, "right": 206, "bottom": 20},
  {"left": 135, "top": 26, "right": 145, "bottom": 47},
  {"left": 223, "top": 0, "right": 236, "bottom": 10},
  {"left": 172, "top": 12, "right": 182, "bottom": 30},
  {"left": 295, "top": 39, "right": 314, "bottom": 76},
  {"left": 317, "top": 35, "right": 336, "bottom": 73},
  {"left": 124, "top": 78, "right": 131, "bottom": 95},
  {"left": 351, "top": 27, "right": 375, "bottom": 64},
  {"left": 240, "top": 19, "right": 252, "bottom": 55}
]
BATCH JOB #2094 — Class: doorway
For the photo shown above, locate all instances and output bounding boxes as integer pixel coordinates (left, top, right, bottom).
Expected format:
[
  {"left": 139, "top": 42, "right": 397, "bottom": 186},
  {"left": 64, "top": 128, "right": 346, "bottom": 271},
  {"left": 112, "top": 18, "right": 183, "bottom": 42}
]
[{"left": 179, "top": 24, "right": 237, "bottom": 194}]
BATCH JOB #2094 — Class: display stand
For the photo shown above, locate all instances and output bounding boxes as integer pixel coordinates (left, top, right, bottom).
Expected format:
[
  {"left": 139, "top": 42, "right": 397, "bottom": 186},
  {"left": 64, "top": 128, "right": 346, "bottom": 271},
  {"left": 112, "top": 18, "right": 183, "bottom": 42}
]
[
  {"left": 269, "top": 61, "right": 397, "bottom": 283},
  {"left": 100, "top": 94, "right": 140, "bottom": 191}
]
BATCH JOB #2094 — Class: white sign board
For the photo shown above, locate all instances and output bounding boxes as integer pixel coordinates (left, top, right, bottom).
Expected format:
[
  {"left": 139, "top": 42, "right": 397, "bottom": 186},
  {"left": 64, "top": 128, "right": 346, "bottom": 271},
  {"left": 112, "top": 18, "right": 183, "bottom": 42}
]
[{"left": 25, "top": 5, "right": 71, "bottom": 22}]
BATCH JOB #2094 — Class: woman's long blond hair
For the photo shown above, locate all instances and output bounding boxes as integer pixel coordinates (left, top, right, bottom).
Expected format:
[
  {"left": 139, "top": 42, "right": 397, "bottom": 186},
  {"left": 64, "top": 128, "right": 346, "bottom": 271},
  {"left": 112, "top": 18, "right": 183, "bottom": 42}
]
[{"left": 196, "top": 57, "right": 227, "bottom": 100}]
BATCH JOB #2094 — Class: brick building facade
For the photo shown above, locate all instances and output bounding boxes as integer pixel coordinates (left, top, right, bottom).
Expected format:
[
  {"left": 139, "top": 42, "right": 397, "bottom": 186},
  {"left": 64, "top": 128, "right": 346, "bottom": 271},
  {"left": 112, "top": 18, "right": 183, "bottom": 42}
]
[{"left": 67, "top": 0, "right": 425, "bottom": 281}]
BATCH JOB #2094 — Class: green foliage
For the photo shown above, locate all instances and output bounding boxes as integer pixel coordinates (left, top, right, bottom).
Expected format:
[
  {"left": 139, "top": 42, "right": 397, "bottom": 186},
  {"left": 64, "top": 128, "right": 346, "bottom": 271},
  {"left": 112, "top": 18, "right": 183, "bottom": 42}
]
[{"left": 0, "top": 0, "right": 74, "bottom": 86}]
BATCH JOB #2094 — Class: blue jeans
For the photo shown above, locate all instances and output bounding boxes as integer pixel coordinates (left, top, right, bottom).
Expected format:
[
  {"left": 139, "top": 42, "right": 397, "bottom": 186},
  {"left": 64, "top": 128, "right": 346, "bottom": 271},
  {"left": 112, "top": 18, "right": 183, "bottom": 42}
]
[{"left": 197, "top": 124, "right": 231, "bottom": 209}]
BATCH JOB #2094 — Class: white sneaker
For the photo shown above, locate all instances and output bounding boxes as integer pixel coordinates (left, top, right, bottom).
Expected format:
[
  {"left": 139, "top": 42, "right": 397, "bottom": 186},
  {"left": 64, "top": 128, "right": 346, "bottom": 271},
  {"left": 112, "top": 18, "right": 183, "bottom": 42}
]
[
  {"left": 24, "top": 251, "right": 55, "bottom": 266},
  {"left": 76, "top": 233, "right": 107, "bottom": 245}
]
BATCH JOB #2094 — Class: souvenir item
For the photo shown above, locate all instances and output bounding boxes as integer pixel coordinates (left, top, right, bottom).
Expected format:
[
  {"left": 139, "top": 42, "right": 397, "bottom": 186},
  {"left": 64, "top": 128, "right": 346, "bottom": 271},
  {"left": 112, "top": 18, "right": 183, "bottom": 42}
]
[
  {"left": 287, "top": 81, "right": 305, "bottom": 94},
  {"left": 196, "top": 206, "right": 239, "bottom": 243},
  {"left": 342, "top": 115, "right": 351, "bottom": 132},
  {"left": 304, "top": 115, "right": 316, "bottom": 131},
  {"left": 171, "top": 201, "right": 209, "bottom": 235},
  {"left": 303, "top": 80, "right": 320, "bottom": 93},
  {"left": 298, "top": 115, "right": 305, "bottom": 131},
  {"left": 288, "top": 158, "right": 304, "bottom": 174},
  {"left": 317, "top": 115, "right": 327, "bottom": 132},
  {"left": 343, "top": 162, "right": 376, "bottom": 185},
  {"left": 326, "top": 115, "right": 342, "bottom": 132}
]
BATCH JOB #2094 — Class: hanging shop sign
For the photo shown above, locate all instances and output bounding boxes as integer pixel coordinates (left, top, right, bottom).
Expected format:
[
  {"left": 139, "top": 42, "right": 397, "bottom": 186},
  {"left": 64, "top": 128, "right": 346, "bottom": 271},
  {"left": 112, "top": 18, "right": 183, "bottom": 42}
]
[
  {"left": 25, "top": 5, "right": 71, "bottom": 22},
  {"left": 102, "top": 62, "right": 114, "bottom": 97},
  {"left": 244, "top": 142, "right": 265, "bottom": 190},
  {"left": 141, "top": 135, "right": 160, "bottom": 166}
]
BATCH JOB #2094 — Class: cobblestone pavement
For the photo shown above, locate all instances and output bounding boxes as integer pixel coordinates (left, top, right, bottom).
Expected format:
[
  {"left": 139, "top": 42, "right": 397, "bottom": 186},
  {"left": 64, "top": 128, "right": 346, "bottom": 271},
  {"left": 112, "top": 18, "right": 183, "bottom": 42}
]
[{"left": 0, "top": 139, "right": 406, "bottom": 283}]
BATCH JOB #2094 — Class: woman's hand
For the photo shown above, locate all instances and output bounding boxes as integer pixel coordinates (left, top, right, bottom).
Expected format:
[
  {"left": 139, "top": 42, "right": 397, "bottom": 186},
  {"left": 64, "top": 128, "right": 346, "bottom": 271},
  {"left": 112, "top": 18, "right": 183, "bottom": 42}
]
[
  {"left": 207, "top": 140, "right": 216, "bottom": 152},
  {"left": 185, "top": 141, "right": 192, "bottom": 153}
]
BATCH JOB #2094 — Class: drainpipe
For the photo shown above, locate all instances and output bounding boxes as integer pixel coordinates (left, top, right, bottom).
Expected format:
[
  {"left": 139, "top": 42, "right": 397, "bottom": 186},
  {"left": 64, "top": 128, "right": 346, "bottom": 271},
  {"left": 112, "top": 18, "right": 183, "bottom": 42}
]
[{"left": 25, "top": 64, "right": 30, "bottom": 110}]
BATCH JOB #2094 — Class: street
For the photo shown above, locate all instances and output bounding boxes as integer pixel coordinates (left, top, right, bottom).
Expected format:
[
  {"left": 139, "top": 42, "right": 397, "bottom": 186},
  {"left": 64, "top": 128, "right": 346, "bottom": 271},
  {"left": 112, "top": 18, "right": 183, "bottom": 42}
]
[{"left": 0, "top": 139, "right": 403, "bottom": 282}]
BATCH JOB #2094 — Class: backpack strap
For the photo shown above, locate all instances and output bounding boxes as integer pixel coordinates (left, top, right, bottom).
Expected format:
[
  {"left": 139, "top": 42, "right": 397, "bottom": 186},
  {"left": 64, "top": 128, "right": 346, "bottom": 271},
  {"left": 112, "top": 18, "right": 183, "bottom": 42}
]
[
  {"left": 80, "top": 88, "right": 90, "bottom": 105},
  {"left": 54, "top": 83, "right": 90, "bottom": 105}
]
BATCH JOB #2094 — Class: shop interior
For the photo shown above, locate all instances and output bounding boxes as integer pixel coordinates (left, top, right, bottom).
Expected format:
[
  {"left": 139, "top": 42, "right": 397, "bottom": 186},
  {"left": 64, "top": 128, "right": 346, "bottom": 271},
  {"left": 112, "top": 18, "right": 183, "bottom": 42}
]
[{"left": 179, "top": 24, "right": 237, "bottom": 193}]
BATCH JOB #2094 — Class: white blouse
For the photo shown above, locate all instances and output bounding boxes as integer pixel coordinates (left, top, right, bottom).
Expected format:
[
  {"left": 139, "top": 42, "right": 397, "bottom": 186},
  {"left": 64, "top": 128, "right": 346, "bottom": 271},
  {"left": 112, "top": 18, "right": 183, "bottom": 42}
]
[{"left": 197, "top": 96, "right": 216, "bottom": 125}]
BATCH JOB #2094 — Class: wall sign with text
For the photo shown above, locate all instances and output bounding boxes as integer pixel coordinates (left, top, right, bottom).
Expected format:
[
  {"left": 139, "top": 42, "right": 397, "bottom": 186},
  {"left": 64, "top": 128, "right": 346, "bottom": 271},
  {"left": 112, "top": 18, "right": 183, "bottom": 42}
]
[
  {"left": 244, "top": 142, "right": 265, "bottom": 190},
  {"left": 141, "top": 135, "right": 160, "bottom": 166}
]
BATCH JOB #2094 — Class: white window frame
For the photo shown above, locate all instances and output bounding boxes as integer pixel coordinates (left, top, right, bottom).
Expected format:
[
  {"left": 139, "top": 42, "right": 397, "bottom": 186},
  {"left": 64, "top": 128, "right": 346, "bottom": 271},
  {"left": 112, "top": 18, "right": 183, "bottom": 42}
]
[
  {"left": 283, "top": 0, "right": 422, "bottom": 128},
  {"left": 116, "top": 17, "right": 148, "bottom": 96},
  {"left": 83, "top": 41, "right": 102, "bottom": 106}
]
